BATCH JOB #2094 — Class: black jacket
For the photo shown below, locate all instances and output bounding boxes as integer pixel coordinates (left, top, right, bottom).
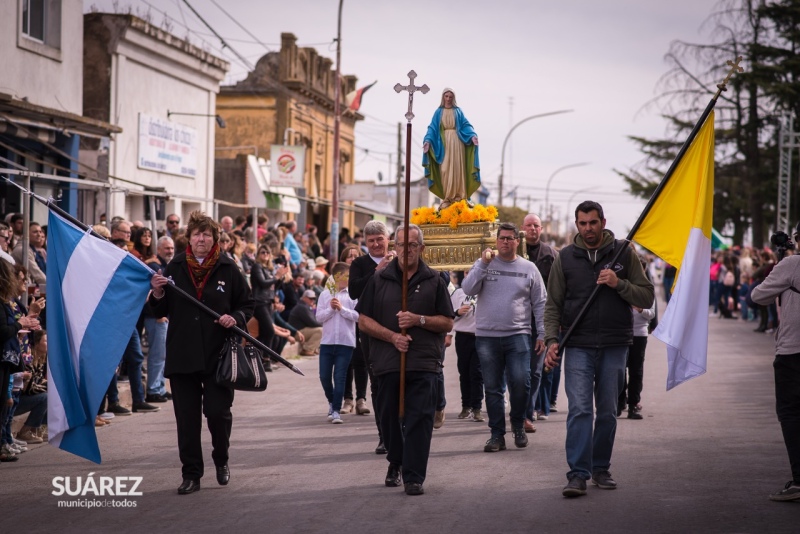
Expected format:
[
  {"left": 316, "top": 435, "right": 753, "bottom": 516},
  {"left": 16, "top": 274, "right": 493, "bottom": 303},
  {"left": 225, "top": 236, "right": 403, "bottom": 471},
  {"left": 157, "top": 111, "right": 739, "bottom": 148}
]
[
  {"left": 149, "top": 252, "right": 254, "bottom": 376},
  {"left": 356, "top": 259, "right": 454, "bottom": 376},
  {"left": 250, "top": 263, "right": 278, "bottom": 304},
  {"left": 348, "top": 254, "right": 379, "bottom": 300}
]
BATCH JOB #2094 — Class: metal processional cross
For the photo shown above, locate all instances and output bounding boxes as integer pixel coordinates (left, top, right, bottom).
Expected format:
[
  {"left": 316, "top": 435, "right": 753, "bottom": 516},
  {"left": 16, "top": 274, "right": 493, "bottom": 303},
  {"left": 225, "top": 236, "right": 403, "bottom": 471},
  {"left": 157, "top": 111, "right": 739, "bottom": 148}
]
[
  {"left": 394, "top": 70, "right": 429, "bottom": 121},
  {"left": 393, "top": 70, "right": 429, "bottom": 419}
]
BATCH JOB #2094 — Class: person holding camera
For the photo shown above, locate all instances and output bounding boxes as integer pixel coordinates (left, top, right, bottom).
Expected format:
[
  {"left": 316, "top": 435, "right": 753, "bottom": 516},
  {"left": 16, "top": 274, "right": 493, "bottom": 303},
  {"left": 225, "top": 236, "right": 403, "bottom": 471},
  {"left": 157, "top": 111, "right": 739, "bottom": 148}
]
[{"left": 750, "top": 226, "right": 800, "bottom": 502}]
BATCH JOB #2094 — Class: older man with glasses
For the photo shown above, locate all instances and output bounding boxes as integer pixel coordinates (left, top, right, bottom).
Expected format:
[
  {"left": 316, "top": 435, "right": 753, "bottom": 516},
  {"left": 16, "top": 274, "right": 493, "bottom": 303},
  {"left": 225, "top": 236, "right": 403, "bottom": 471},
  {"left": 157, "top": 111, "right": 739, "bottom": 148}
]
[
  {"left": 462, "top": 222, "right": 548, "bottom": 453},
  {"left": 0, "top": 224, "right": 14, "bottom": 265}
]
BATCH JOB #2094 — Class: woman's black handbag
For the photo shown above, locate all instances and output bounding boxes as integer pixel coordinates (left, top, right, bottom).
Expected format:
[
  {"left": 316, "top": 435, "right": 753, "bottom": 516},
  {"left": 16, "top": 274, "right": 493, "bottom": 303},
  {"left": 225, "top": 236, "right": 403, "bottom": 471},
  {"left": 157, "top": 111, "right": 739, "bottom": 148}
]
[{"left": 216, "top": 336, "right": 268, "bottom": 392}]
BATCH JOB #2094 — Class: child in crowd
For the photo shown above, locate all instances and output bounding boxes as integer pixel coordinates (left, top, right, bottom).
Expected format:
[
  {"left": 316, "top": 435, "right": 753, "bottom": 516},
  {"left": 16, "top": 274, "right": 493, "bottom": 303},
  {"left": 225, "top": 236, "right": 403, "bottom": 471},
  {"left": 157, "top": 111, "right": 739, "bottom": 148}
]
[
  {"left": 738, "top": 273, "right": 752, "bottom": 321},
  {"left": 315, "top": 262, "right": 359, "bottom": 424}
]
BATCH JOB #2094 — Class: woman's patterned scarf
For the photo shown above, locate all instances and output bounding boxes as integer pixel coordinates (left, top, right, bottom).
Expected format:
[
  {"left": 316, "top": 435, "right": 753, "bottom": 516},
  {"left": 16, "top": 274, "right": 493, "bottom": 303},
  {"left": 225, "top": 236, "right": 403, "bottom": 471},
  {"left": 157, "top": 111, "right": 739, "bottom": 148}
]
[{"left": 186, "top": 241, "right": 221, "bottom": 298}]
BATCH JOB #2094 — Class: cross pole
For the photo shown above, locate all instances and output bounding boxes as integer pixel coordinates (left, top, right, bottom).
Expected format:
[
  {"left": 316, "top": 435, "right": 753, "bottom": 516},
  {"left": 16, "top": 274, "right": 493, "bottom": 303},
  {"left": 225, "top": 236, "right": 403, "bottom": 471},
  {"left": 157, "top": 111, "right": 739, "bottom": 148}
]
[{"left": 393, "top": 70, "right": 429, "bottom": 418}]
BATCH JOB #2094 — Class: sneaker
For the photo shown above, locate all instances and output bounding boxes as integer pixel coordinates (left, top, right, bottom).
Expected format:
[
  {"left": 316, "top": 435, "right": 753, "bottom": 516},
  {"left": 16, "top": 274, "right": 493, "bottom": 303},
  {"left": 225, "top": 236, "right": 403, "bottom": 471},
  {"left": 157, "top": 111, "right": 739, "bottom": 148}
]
[
  {"left": 37, "top": 426, "right": 49, "bottom": 442},
  {"left": 145, "top": 394, "right": 168, "bottom": 403},
  {"left": 108, "top": 403, "right": 132, "bottom": 416},
  {"left": 483, "top": 435, "right": 506, "bottom": 452},
  {"left": 132, "top": 402, "right": 160, "bottom": 413},
  {"left": 1, "top": 443, "right": 17, "bottom": 457},
  {"left": 433, "top": 410, "right": 445, "bottom": 429},
  {"left": 550, "top": 402, "right": 558, "bottom": 413},
  {"left": 512, "top": 427, "right": 528, "bottom": 448},
  {"left": 327, "top": 403, "right": 334, "bottom": 421},
  {"left": 341, "top": 399, "right": 354, "bottom": 414},
  {"left": 769, "top": 481, "right": 800, "bottom": 501},
  {"left": 627, "top": 406, "right": 643, "bottom": 420},
  {"left": 331, "top": 412, "right": 343, "bottom": 424},
  {"left": 524, "top": 419, "right": 537, "bottom": 433},
  {"left": 471, "top": 409, "right": 485, "bottom": 422},
  {"left": 591, "top": 470, "right": 617, "bottom": 489},
  {"left": 536, "top": 412, "right": 549, "bottom": 421},
  {"left": 356, "top": 399, "right": 371, "bottom": 415},
  {"left": 17, "top": 427, "right": 43, "bottom": 444},
  {"left": 13, "top": 437, "right": 29, "bottom": 448},
  {"left": 404, "top": 482, "right": 424, "bottom": 496},
  {"left": 563, "top": 476, "right": 587, "bottom": 497},
  {"left": 99, "top": 412, "right": 115, "bottom": 420},
  {"left": 10, "top": 443, "right": 27, "bottom": 453},
  {"left": 457, "top": 407, "right": 472, "bottom": 419}
]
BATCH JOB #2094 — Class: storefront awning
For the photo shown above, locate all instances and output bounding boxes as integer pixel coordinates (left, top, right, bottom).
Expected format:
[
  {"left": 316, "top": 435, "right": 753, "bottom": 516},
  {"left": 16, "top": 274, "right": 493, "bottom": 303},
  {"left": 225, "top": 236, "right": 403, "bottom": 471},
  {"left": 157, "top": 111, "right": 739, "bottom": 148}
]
[{"left": 0, "top": 92, "right": 121, "bottom": 138}]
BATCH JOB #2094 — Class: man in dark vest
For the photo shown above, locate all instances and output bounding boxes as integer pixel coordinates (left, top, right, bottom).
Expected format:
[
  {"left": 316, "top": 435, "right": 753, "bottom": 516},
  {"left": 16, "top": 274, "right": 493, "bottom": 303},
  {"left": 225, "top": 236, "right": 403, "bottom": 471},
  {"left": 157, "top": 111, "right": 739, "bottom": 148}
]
[
  {"left": 544, "top": 201, "right": 654, "bottom": 498},
  {"left": 357, "top": 224, "right": 454, "bottom": 496},
  {"left": 522, "top": 213, "right": 558, "bottom": 432}
]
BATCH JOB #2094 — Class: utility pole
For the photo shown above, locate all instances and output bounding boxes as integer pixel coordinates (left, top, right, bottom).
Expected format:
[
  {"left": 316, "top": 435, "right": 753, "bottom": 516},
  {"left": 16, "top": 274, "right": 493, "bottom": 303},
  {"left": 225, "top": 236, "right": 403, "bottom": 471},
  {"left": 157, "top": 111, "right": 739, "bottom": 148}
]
[
  {"left": 330, "top": 0, "right": 344, "bottom": 263},
  {"left": 396, "top": 122, "right": 403, "bottom": 213}
]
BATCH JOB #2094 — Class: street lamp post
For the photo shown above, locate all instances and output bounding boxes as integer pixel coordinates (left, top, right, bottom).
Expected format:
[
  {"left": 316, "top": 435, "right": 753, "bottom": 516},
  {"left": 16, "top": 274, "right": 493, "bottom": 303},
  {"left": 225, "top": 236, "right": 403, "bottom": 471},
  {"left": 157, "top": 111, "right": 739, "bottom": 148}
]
[
  {"left": 564, "top": 186, "right": 594, "bottom": 239},
  {"left": 544, "top": 162, "right": 590, "bottom": 234},
  {"left": 498, "top": 109, "right": 573, "bottom": 206},
  {"left": 330, "top": 0, "right": 344, "bottom": 263}
]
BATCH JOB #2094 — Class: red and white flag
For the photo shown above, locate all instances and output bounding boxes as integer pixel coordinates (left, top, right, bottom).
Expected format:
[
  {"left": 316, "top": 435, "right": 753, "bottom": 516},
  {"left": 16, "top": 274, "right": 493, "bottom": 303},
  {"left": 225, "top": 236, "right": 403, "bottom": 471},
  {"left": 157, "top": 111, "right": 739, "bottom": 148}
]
[{"left": 345, "top": 81, "right": 377, "bottom": 112}]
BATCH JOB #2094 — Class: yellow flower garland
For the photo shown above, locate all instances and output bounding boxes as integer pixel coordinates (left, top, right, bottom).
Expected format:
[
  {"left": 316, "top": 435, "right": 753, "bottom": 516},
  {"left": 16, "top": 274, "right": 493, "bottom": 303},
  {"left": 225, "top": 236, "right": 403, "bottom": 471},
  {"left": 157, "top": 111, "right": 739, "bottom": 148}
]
[{"left": 411, "top": 201, "right": 499, "bottom": 230}]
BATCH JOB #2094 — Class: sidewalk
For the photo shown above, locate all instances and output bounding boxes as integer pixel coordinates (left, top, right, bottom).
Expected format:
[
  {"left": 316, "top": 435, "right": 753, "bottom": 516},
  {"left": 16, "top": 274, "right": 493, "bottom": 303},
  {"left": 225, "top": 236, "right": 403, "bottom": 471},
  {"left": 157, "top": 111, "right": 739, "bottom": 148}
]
[{"left": 1, "top": 310, "right": 796, "bottom": 533}]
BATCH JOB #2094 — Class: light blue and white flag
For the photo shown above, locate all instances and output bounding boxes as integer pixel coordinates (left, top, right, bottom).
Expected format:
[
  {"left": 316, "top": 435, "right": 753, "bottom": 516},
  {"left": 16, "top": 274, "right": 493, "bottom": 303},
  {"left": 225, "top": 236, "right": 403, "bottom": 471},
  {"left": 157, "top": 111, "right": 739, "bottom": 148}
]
[{"left": 46, "top": 210, "right": 153, "bottom": 463}]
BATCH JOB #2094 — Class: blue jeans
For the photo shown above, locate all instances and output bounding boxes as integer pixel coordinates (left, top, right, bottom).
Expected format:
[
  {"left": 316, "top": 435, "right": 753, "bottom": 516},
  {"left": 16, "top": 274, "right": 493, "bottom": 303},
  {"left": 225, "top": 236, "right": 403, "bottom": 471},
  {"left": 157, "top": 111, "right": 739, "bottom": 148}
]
[
  {"left": 108, "top": 330, "right": 145, "bottom": 405},
  {"left": 318, "top": 344, "right": 353, "bottom": 412},
  {"left": 564, "top": 345, "right": 628, "bottom": 480},
  {"left": 2, "top": 391, "right": 19, "bottom": 444},
  {"left": 144, "top": 317, "right": 168, "bottom": 396},
  {"left": 15, "top": 391, "right": 47, "bottom": 428},
  {"left": 476, "top": 334, "right": 531, "bottom": 437}
]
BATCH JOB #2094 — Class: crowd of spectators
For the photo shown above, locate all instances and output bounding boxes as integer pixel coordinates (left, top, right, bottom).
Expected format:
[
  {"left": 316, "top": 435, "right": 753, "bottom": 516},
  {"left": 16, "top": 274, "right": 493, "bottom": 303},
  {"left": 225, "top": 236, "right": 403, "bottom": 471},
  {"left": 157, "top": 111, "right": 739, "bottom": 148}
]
[{"left": 0, "top": 210, "right": 371, "bottom": 461}]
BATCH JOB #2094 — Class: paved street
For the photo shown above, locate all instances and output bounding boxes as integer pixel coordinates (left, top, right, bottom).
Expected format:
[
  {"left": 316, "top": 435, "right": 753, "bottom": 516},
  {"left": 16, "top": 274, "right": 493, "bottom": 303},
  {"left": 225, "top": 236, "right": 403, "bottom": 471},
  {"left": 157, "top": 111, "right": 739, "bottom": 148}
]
[{"left": 1, "top": 305, "right": 797, "bottom": 533}]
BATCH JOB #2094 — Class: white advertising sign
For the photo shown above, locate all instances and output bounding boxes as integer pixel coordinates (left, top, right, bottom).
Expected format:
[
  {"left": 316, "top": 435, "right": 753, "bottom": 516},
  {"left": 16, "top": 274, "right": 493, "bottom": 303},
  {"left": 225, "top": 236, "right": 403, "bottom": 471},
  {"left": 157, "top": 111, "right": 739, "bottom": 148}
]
[
  {"left": 270, "top": 145, "right": 306, "bottom": 187},
  {"left": 138, "top": 113, "right": 198, "bottom": 178}
]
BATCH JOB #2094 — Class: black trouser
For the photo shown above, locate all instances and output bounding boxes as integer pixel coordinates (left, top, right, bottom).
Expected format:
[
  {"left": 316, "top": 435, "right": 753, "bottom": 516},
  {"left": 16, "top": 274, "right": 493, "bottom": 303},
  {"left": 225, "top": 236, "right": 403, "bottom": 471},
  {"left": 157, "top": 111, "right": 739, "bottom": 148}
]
[
  {"left": 344, "top": 336, "right": 369, "bottom": 401},
  {"left": 361, "top": 334, "right": 382, "bottom": 442},
  {"left": 455, "top": 332, "right": 483, "bottom": 410},
  {"left": 170, "top": 372, "right": 235, "bottom": 481},
  {"left": 376, "top": 370, "right": 437, "bottom": 485},
  {"left": 775, "top": 354, "right": 800, "bottom": 484},
  {"left": 253, "top": 302, "right": 275, "bottom": 356},
  {"left": 619, "top": 336, "right": 648, "bottom": 409}
]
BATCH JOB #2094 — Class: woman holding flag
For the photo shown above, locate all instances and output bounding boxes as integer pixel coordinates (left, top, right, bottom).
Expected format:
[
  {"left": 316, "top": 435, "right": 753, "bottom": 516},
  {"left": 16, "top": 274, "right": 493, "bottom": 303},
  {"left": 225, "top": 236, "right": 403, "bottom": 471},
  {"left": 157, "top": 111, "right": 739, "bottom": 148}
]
[{"left": 149, "top": 211, "right": 254, "bottom": 495}]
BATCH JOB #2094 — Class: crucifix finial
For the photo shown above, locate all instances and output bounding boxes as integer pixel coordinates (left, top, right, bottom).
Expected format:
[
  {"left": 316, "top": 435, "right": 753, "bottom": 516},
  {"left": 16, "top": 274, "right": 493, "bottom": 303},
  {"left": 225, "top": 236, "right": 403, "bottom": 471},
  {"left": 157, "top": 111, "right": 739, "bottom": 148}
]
[
  {"left": 714, "top": 56, "right": 744, "bottom": 99},
  {"left": 394, "top": 70, "right": 429, "bottom": 121}
]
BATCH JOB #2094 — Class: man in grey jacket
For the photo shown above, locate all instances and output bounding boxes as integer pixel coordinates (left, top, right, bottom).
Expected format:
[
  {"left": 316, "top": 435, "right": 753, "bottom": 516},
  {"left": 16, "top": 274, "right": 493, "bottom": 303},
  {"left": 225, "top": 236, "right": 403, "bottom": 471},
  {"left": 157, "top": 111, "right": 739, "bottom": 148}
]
[
  {"left": 462, "top": 222, "right": 547, "bottom": 453},
  {"left": 751, "top": 237, "right": 800, "bottom": 502}
]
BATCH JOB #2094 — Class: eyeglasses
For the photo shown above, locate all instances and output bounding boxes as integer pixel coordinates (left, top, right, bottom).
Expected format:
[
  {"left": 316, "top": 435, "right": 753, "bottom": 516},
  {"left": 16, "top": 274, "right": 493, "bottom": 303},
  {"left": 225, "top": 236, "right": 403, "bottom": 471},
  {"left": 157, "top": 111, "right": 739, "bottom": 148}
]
[
  {"left": 394, "top": 242, "right": 420, "bottom": 250},
  {"left": 0, "top": 235, "right": 8, "bottom": 242},
  {"left": 497, "top": 236, "right": 518, "bottom": 242},
  {"left": 167, "top": 220, "right": 179, "bottom": 225}
]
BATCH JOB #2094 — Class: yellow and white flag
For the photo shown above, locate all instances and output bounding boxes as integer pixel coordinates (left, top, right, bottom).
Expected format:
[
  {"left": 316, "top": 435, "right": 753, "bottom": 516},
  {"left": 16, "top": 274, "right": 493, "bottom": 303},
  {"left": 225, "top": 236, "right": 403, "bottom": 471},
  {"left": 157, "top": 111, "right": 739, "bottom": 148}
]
[{"left": 634, "top": 111, "right": 715, "bottom": 390}]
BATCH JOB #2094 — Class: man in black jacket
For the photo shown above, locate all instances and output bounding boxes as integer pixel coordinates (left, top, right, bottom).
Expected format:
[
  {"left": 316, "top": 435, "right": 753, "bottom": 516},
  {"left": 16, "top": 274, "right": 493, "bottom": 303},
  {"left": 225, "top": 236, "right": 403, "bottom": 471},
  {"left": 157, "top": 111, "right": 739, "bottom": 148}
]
[
  {"left": 349, "top": 220, "right": 395, "bottom": 453},
  {"left": 522, "top": 213, "right": 559, "bottom": 431},
  {"left": 357, "top": 224, "right": 454, "bottom": 496}
]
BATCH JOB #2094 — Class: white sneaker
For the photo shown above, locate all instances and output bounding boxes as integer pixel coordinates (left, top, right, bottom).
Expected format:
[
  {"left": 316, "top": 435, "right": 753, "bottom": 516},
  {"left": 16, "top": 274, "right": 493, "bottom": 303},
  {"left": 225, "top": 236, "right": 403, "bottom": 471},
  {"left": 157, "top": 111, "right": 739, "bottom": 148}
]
[
  {"left": 0, "top": 443, "right": 16, "bottom": 457},
  {"left": 327, "top": 403, "right": 334, "bottom": 421},
  {"left": 331, "top": 412, "right": 343, "bottom": 424},
  {"left": 10, "top": 443, "right": 27, "bottom": 453},
  {"left": 13, "top": 437, "right": 28, "bottom": 448},
  {"left": 99, "top": 412, "right": 115, "bottom": 420}
]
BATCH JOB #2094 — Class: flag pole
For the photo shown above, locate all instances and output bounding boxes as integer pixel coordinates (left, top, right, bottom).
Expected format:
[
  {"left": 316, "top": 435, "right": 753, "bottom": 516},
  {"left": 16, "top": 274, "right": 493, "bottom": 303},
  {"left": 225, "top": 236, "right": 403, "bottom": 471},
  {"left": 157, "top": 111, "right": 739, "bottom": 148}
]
[
  {"left": 550, "top": 57, "right": 742, "bottom": 365},
  {"left": 394, "top": 71, "right": 429, "bottom": 419},
  {"left": 2, "top": 176, "right": 304, "bottom": 376}
]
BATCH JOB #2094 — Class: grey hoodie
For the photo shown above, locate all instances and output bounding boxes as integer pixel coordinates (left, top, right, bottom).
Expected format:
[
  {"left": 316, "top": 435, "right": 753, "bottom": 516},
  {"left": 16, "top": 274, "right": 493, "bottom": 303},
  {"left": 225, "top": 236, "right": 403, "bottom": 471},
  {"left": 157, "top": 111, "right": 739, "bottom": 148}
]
[{"left": 751, "top": 254, "right": 800, "bottom": 355}]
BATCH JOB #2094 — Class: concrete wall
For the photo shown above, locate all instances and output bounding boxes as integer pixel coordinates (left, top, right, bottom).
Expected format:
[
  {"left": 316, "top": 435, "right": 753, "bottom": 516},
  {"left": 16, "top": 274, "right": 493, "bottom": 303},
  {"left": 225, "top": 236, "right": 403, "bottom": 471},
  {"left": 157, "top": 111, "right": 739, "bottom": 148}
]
[{"left": 1, "top": 0, "right": 84, "bottom": 114}]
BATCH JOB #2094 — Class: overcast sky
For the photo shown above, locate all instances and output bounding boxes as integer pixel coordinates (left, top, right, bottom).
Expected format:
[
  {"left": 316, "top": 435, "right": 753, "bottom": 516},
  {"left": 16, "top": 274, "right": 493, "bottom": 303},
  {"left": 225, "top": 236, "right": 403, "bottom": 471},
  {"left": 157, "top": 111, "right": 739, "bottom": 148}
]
[{"left": 86, "top": 0, "right": 722, "bottom": 233}]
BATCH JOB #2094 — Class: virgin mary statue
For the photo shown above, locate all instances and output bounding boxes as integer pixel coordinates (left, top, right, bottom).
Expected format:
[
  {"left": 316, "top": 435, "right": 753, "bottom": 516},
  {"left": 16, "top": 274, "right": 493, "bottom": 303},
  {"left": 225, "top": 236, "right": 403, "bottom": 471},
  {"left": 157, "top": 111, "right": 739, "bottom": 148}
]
[{"left": 422, "top": 88, "right": 481, "bottom": 209}]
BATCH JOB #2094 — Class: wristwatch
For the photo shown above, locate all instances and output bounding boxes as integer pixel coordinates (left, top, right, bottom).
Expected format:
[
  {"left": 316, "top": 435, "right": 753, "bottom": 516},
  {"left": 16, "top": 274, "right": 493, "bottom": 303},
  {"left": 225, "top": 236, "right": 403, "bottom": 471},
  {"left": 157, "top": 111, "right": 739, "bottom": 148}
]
[{"left": 419, "top": 315, "right": 426, "bottom": 326}]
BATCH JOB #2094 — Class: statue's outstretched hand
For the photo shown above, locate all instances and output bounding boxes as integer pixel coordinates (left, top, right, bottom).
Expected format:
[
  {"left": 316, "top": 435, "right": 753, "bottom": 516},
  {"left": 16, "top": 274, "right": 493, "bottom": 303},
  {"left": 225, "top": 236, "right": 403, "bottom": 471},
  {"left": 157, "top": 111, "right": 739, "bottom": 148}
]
[
  {"left": 471, "top": 136, "right": 479, "bottom": 146},
  {"left": 423, "top": 142, "right": 430, "bottom": 153}
]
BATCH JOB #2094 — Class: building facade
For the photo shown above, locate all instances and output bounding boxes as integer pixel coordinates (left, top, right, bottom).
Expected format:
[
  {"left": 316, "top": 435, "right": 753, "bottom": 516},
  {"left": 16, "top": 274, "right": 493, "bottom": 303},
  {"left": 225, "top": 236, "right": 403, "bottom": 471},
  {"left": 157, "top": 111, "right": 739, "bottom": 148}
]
[
  {"left": 83, "top": 13, "right": 229, "bottom": 225},
  {"left": 216, "top": 33, "right": 361, "bottom": 236}
]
